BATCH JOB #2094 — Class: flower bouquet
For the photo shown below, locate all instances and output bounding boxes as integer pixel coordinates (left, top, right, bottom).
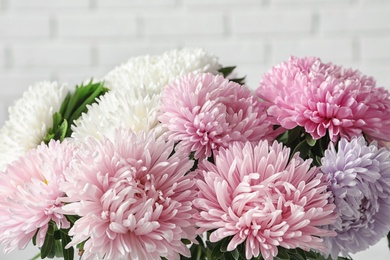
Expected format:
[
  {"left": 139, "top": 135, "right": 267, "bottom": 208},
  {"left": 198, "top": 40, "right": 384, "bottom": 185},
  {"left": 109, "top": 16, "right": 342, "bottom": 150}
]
[{"left": 0, "top": 48, "right": 390, "bottom": 260}]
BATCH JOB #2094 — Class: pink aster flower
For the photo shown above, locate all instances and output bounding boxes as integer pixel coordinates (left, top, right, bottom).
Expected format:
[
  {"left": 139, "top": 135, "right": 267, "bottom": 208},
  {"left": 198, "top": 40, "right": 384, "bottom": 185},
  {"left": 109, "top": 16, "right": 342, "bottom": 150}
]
[
  {"left": 0, "top": 140, "right": 75, "bottom": 253},
  {"left": 159, "top": 73, "right": 276, "bottom": 160},
  {"left": 257, "top": 56, "right": 390, "bottom": 142},
  {"left": 61, "top": 129, "right": 197, "bottom": 260},
  {"left": 193, "top": 140, "right": 337, "bottom": 260}
]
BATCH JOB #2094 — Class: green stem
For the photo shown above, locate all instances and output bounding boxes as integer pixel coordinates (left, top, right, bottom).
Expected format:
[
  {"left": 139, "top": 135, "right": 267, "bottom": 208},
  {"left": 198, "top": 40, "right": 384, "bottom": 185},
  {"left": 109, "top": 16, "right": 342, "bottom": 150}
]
[{"left": 30, "top": 252, "right": 41, "bottom": 260}]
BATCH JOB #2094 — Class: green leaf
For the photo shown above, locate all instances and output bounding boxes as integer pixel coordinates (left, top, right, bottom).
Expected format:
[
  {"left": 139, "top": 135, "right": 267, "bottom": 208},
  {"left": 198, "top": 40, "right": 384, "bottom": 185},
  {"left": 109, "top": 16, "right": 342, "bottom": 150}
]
[
  {"left": 218, "top": 66, "right": 236, "bottom": 77},
  {"left": 304, "top": 249, "right": 322, "bottom": 259},
  {"left": 276, "top": 247, "right": 290, "bottom": 260},
  {"left": 42, "top": 80, "right": 108, "bottom": 144},
  {"left": 387, "top": 230, "right": 390, "bottom": 250},
  {"left": 220, "top": 237, "right": 230, "bottom": 252},
  {"left": 291, "top": 139, "right": 311, "bottom": 159},
  {"left": 40, "top": 223, "right": 55, "bottom": 258},
  {"left": 67, "top": 82, "right": 108, "bottom": 126},
  {"left": 61, "top": 229, "right": 74, "bottom": 260},
  {"left": 231, "top": 248, "right": 240, "bottom": 260},
  {"left": 53, "top": 230, "right": 61, "bottom": 240},
  {"left": 58, "top": 93, "right": 71, "bottom": 116},
  {"left": 315, "top": 155, "right": 322, "bottom": 166},
  {"left": 230, "top": 76, "right": 246, "bottom": 85},
  {"left": 305, "top": 134, "right": 316, "bottom": 147},
  {"left": 54, "top": 239, "right": 63, "bottom": 258},
  {"left": 210, "top": 240, "right": 225, "bottom": 260},
  {"left": 32, "top": 230, "right": 38, "bottom": 246},
  {"left": 236, "top": 243, "right": 248, "bottom": 260},
  {"left": 65, "top": 215, "right": 79, "bottom": 224},
  {"left": 289, "top": 248, "right": 308, "bottom": 260},
  {"left": 59, "top": 120, "right": 68, "bottom": 141},
  {"left": 277, "top": 127, "right": 305, "bottom": 148}
]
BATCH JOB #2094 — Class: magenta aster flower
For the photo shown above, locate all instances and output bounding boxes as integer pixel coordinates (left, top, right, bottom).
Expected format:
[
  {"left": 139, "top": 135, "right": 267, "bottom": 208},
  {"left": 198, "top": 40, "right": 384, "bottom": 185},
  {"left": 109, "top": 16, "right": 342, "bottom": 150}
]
[
  {"left": 159, "top": 73, "right": 276, "bottom": 160},
  {"left": 257, "top": 56, "right": 390, "bottom": 142},
  {"left": 62, "top": 129, "right": 197, "bottom": 260},
  {"left": 321, "top": 136, "right": 390, "bottom": 259},
  {"left": 0, "top": 140, "right": 75, "bottom": 253},
  {"left": 193, "top": 140, "right": 337, "bottom": 260}
]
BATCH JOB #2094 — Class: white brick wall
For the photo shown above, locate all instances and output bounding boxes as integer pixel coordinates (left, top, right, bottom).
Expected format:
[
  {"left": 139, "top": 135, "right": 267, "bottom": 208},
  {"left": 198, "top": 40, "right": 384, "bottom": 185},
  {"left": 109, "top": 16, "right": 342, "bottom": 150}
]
[{"left": 0, "top": 1, "right": 390, "bottom": 258}]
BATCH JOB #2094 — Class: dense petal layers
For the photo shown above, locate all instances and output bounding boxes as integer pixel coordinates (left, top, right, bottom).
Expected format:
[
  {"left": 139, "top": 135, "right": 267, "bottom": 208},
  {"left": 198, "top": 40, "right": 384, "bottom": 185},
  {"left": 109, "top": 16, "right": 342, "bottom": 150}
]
[
  {"left": 194, "top": 140, "right": 337, "bottom": 260},
  {"left": 159, "top": 73, "right": 276, "bottom": 160},
  {"left": 0, "top": 81, "right": 70, "bottom": 171},
  {"left": 257, "top": 57, "right": 390, "bottom": 142},
  {"left": 321, "top": 136, "right": 390, "bottom": 258},
  {"left": 62, "top": 129, "right": 198, "bottom": 260},
  {"left": 0, "top": 140, "right": 74, "bottom": 253}
]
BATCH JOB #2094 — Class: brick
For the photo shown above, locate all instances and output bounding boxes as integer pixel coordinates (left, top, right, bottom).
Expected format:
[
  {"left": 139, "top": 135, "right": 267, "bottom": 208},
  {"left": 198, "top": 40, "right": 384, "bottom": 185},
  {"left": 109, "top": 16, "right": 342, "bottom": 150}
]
[
  {"left": 97, "top": 43, "right": 177, "bottom": 66},
  {"left": 271, "top": 0, "right": 353, "bottom": 4},
  {"left": 270, "top": 38, "right": 354, "bottom": 64},
  {"left": 231, "top": 10, "right": 313, "bottom": 35},
  {"left": 0, "top": 102, "right": 7, "bottom": 127},
  {"left": 0, "top": 46, "right": 5, "bottom": 67},
  {"left": 183, "top": 0, "right": 261, "bottom": 6},
  {"left": 320, "top": 6, "right": 390, "bottom": 33},
  {"left": 58, "top": 15, "right": 137, "bottom": 38},
  {"left": 0, "top": 16, "right": 50, "bottom": 38},
  {"left": 0, "top": 243, "right": 45, "bottom": 260},
  {"left": 231, "top": 63, "right": 268, "bottom": 91},
  {"left": 0, "top": 70, "right": 52, "bottom": 97},
  {"left": 144, "top": 13, "right": 224, "bottom": 36},
  {"left": 360, "top": 63, "right": 390, "bottom": 89},
  {"left": 361, "top": 37, "right": 390, "bottom": 60},
  {"left": 8, "top": 0, "right": 90, "bottom": 10},
  {"left": 96, "top": 0, "right": 176, "bottom": 8},
  {"left": 56, "top": 67, "right": 109, "bottom": 88},
  {"left": 12, "top": 44, "right": 91, "bottom": 68},
  {"left": 176, "top": 40, "right": 266, "bottom": 65}
]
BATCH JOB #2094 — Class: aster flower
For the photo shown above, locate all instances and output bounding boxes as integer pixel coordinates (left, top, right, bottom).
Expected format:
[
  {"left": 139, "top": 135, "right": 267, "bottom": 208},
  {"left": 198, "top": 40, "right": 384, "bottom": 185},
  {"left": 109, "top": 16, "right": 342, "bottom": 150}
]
[
  {"left": 0, "top": 81, "right": 70, "bottom": 171},
  {"left": 321, "top": 136, "right": 390, "bottom": 259},
  {"left": 104, "top": 47, "right": 221, "bottom": 96},
  {"left": 61, "top": 129, "right": 197, "bottom": 260},
  {"left": 193, "top": 140, "right": 337, "bottom": 260},
  {"left": 0, "top": 140, "right": 75, "bottom": 253},
  {"left": 257, "top": 56, "right": 390, "bottom": 142},
  {"left": 159, "top": 73, "right": 276, "bottom": 160},
  {"left": 71, "top": 87, "right": 162, "bottom": 143}
]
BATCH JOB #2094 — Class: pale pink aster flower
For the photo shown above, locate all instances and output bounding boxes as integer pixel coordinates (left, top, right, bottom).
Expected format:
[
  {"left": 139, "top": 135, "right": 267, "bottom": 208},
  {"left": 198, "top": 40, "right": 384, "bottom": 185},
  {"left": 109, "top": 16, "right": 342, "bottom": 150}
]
[
  {"left": 0, "top": 140, "right": 75, "bottom": 253},
  {"left": 257, "top": 57, "right": 390, "bottom": 142},
  {"left": 61, "top": 129, "right": 197, "bottom": 260},
  {"left": 159, "top": 73, "right": 276, "bottom": 160},
  {"left": 194, "top": 140, "right": 337, "bottom": 260}
]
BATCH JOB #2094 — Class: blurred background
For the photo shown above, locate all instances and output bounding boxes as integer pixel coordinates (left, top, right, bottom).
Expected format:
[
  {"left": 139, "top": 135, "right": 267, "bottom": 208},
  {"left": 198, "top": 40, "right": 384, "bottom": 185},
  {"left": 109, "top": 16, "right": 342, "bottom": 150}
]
[{"left": 0, "top": 0, "right": 390, "bottom": 259}]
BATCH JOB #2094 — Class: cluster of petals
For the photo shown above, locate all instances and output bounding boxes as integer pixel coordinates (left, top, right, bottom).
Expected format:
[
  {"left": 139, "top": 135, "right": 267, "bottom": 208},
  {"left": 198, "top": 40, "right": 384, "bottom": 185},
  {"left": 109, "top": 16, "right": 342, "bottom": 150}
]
[
  {"left": 61, "top": 129, "right": 197, "bottom": 260},
  {"left": 320, "top": 136, "right": 390, "bottom": 259},
  {"left": 74, "top": 47, "right": 222, "bottom": 143},
  {"left": 159, "top": 73, "right": 276, "bottom": 160},
  {"left": 0, "top": 140, "right": 75, "bottom": 253},
  {"left": 0, "top": 81, "right": 70, "bottom": 171},
  {"left": 104, "top": 47, "right": 221, "bottom": 96},
  {"left": 193, "top": 140, "right": 337, "bottom": 260},
  {"left": 256, "top": 56, "right": 390, "bottom": 142},
  {"left": 71, "top": 87, "right": 163, "bottom": 143}
]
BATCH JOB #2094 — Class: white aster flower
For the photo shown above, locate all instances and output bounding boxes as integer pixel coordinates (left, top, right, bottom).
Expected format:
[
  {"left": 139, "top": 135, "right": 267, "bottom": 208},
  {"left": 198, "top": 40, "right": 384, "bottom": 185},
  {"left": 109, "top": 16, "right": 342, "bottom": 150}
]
[
  {"left": 0, "top": 81, "right": 70, "bottom": 171},
  {"left": 104, "top": 47, "right": 221, "bottom": 95},
  {"left": 71, "top": 87, "right": 162, "bottom": 143},
  {"left": 72, "top": 48, "right": 220, "bottom": 143}
]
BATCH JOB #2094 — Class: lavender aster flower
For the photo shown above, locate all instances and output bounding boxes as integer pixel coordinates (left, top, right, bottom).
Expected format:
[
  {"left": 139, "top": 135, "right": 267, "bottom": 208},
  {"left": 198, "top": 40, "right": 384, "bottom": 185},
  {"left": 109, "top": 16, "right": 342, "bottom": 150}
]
[{"left": 320, "top": 136, "right": 390, "bottom": 259}]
